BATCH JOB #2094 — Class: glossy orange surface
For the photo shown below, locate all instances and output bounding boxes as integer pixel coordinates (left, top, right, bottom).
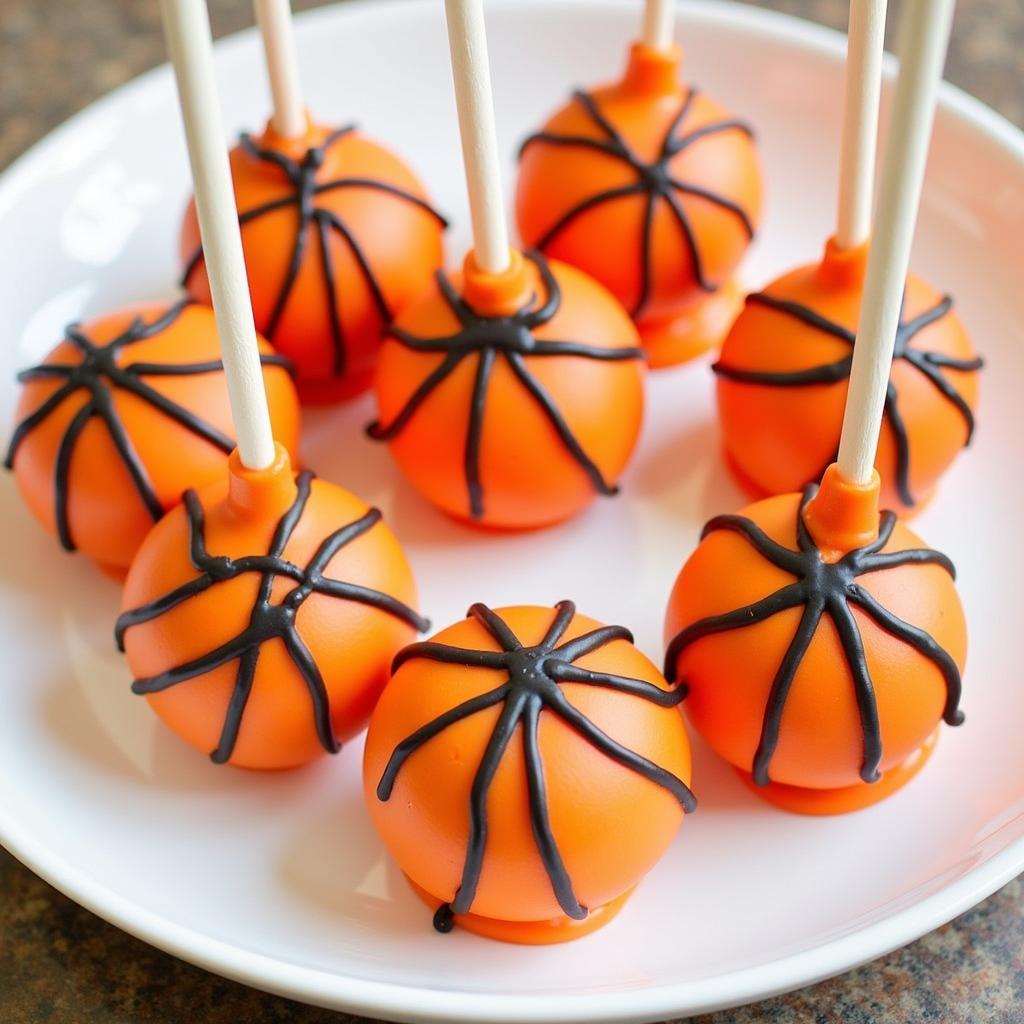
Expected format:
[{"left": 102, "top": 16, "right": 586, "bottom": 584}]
[
  {"left": 516, "top": 43, "right": 761, "bottom": 365},
  {"left": 8, "top": 302, "right": 299, "bottom": 575},
  {"left": 664, "top": 471, "right": 967, "bottom": 802},
  {"left": 716, "top": 239, "right": 981, "bottom": 514},
  {"left": 372, "top": 250, "right": 645, "bottom": 529},
  {"left": 182, "top": 119, "right": 445, "bottom": 402},
  {"left": 121, "top": 447, "right": 422, "bottom": 769},
  {"left": 364, "top": 605, "right": 692, "bottom": 937}
]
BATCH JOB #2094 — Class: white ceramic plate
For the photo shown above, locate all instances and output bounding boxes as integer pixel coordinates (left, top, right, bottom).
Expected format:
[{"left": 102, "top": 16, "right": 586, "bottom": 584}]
[{"left": 1, "top": 1, "right": 1022, "bottom": 1021}]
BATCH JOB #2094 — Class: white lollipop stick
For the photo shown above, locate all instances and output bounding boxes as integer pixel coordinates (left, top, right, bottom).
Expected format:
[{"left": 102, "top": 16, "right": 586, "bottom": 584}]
[
  {"left": 443, "top": 0, "right": 510, "bottom": 275},
  {"left": 641, "top": 0, "right": 674, "bottom": 53},
  {"left": 254, "top": 0, "right": 306, "bottom": 138},
  {"left": 837, "top": 0, "right": 956, "bottom": 486},
  {"left": 161, "top": 0, "right": 277, "bottom": 471},
  {"left": 835, "top": 0, "right": 887, "bottom": 250}
]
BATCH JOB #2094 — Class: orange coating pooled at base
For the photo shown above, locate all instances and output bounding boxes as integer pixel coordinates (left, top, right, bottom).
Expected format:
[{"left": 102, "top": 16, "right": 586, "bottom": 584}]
[
  {"left": 118, "top": 446, "right": 425, "bottom": 770},
  {"left": 364, "top": 604, "right": 693, "bottom": 941},
  {"left": 181, "top": 119, "right": 446, "bottom": 403},
  {"left": 370, "top": 249, "right": 645, "bottom": 529},
  {"left": 715, "top": 239, "right": 982, "bottom": 515},
  {"left": 6, "top": 301, "right": 299, "bottom": 576},
  {"left": 516, "top": 43, "right": 762, "bottom": 366},
  {"left": 664, "top": 466, "right": 967, "bottom": 813},
  {"left": 737, "top": 729, "right": 939, "bottom": 816},
  {"left": 405, "top": 876, "right": 634, "bottom": 945}
]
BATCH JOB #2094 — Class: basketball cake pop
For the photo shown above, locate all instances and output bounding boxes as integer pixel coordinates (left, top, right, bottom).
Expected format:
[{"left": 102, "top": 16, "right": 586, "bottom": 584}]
[
  {"left": 118, "top": 0, "right": 427, "bottom": 770},
  {"left": 180, "top": 0, "right": 447, "bottom": 403},
  {"left": 365, "top": 601, "right": 695, "bottom": 943},
  {"left": 713, "top": 0, "right": 982, "bottom": 514},
  {"left": 664, "top": 1, "right": 967, "bottom": 815},
  {"left": 369, "top": 0, "right": 644, "bottom": 529},
  {"left": 515, "top": 0, "right": 762, "bottom": 367},
  {"left": 5, "top": 299, "right": 299, "bottom": 576}
]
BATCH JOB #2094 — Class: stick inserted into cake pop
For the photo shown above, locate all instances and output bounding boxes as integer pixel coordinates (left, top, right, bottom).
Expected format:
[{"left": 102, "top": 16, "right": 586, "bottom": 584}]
[
  {"left": 117, "top": 0, "right": 427, "bottom": 771},
  {"left": 805, "top": 0, "right": 887, "bottom": 253},
  {"left": 665, "top": 0, "right": 968, "bottom": 816},
  {"left": 715, "top": 0, "right": 981, "bottom": 514},
  {"left": 835, "top": 0, "right": 886, "bottom": 250},
  {"left": 641, "top": 0, "right": 674, "bottom": 55},
  {"left": 837, "top": 0, "right": 956, "bottom": 486},
  {"left": 443, "top": 0, "right": 509, "bottom": 274},
  {"left": 368, "top": 0, "right": 646, "bottom": 530},
  {"left": 254, "top": 0, "right": 306, "bottom": 138},
  {"left": 161, "top": 0, "right": 276, "bottom": 470}
]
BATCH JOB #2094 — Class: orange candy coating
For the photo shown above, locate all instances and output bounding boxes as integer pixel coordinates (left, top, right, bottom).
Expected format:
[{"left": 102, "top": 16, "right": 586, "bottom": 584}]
[
  {"left": 181, "top": 119, "right": 446, "bottom": 403},
  {"left": 119, "top": 447, "right": 424, "bottom": 770},
  {"left": 715, "top": 240, "right": 981, "bottom": 514},
  {"left": 371, "top": 250, "right": 645, "bottom": 529},
  {"left": 364, "top": 604, "right": 692, "bottom": 937},
  {"left": 6, "top": 301, "right": 299, "bottom": 576},
  {"left": 516, "top": 43, "right": 762, "bottom": 366},
  {"left": 664, "top": 469, "right": 967, "bottom": 806}
]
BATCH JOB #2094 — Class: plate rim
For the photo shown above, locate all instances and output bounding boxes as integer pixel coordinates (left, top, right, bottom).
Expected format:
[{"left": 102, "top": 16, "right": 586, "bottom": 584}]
[{"left": 1, "top": 1, "right": 1022, "bottom": 1021}]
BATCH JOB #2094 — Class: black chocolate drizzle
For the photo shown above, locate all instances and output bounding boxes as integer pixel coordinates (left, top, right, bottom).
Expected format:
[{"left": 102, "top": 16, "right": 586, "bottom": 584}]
[
  {"left": 366, "top": 250, "right": 643, "bottom": 519},
  {"left": 664, "top": 484, "right": 964, "bottom": 785},
  {"left": 4, "top": 299, "right": 290, "bottom": 552},
  {"left": 713, "top": 291, "right": 984, "bottom": 506},
  {"left": 377, "top": 600, "right": 695, "bottom": 932},
  {"left": 181, "top": 126, "right": 449, "bottom": 379},
  {"left": 519, "top": 89, "right": 755, "bottom": 317},
  {"left": 115, "top": 470, "right": 429, "bottom": 763}
]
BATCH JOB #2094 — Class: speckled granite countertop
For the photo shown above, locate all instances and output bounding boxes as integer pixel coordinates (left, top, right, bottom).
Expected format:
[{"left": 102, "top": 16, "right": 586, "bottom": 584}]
[{"left": 0, "top": 1, "right": 1022, "bottom": 1022}]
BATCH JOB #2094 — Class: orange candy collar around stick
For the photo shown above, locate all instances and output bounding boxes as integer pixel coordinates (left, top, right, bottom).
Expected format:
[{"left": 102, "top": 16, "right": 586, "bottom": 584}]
[
  {"left": 117, "top": 444, "right": 427, "bottom": 770},
  {"left": 364, "top": 601, "right": 695, "bottom": 943},
  {"left": 714, "top": 238, "right": 983, "bottom": 515},
  {"left": 369, "top": 247, "right": 645, "bottom": 529},
  {"left": 516, "top": 42, "right": 762, "bottom": 366},
  {"left": 4, "top": 299, "right": 299, "bottom": 576},
  {"left": 663, "top": 464, "right": 966, "bottom": 815},
  {"left": 181, "top": 117, "right": 448, "bottom": 403}
]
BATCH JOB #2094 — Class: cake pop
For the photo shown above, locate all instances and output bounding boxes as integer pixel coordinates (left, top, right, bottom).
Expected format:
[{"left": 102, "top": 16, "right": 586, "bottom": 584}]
[
  {"left": 713, "top": 0, "right": 982, "bottom": 514},
  {"left": 118, "top": 451, "right": 426, "bottom": 768},
  {"left": 664, "top": 472, "right": 965, "bottom": 813},
  {"left": 369, "top": 0, "right": 644, "bottom": 529},
  {"left": 364, "top": 601, "right": 695, "bottom": 943},
  {"left": 118, "top": 0, "right": 427, "bottom": 770},
  {"left": 5, "top": 299, "right": 299, "bottom": 575},
  {"left": 180, "top": 0, "right": 447, "bottom": 404},
  {"left": 664, "top": 0, "right": 967, "bottom": 814},
  {"left": 515, "top": 0, "right": 761, "bottom": 367}
]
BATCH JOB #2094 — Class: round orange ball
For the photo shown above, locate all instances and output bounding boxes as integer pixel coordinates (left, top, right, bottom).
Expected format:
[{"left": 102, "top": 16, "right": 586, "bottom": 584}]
[
  {"left": 182, "top": 120, "right": 446, "bottom": 403},
  {"left": 364, "top": 602, "right": 694, "bottom": 942},
  {"left": 664, "top": 478, "right": 967, "bottom": 801},
  {"left": 516, "top": 44, "right": 761, "bottom": 365},
  {"left": 715, "top": 240, "right": 982, "bottom": 514},
  {"left": 370, "top": 250, "right": 645, "bottom": 529},
  {"left": 6, "top": 300, "right": 299, "bottom": 576},
  {"left": 118, "top": 447, "right": 426, "bottom": 770}
]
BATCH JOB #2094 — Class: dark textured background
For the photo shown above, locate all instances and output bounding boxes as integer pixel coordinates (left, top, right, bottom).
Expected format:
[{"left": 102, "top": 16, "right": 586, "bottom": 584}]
[{"left": 1, "top": 1, "right": 1022, "bottom": 1022}]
